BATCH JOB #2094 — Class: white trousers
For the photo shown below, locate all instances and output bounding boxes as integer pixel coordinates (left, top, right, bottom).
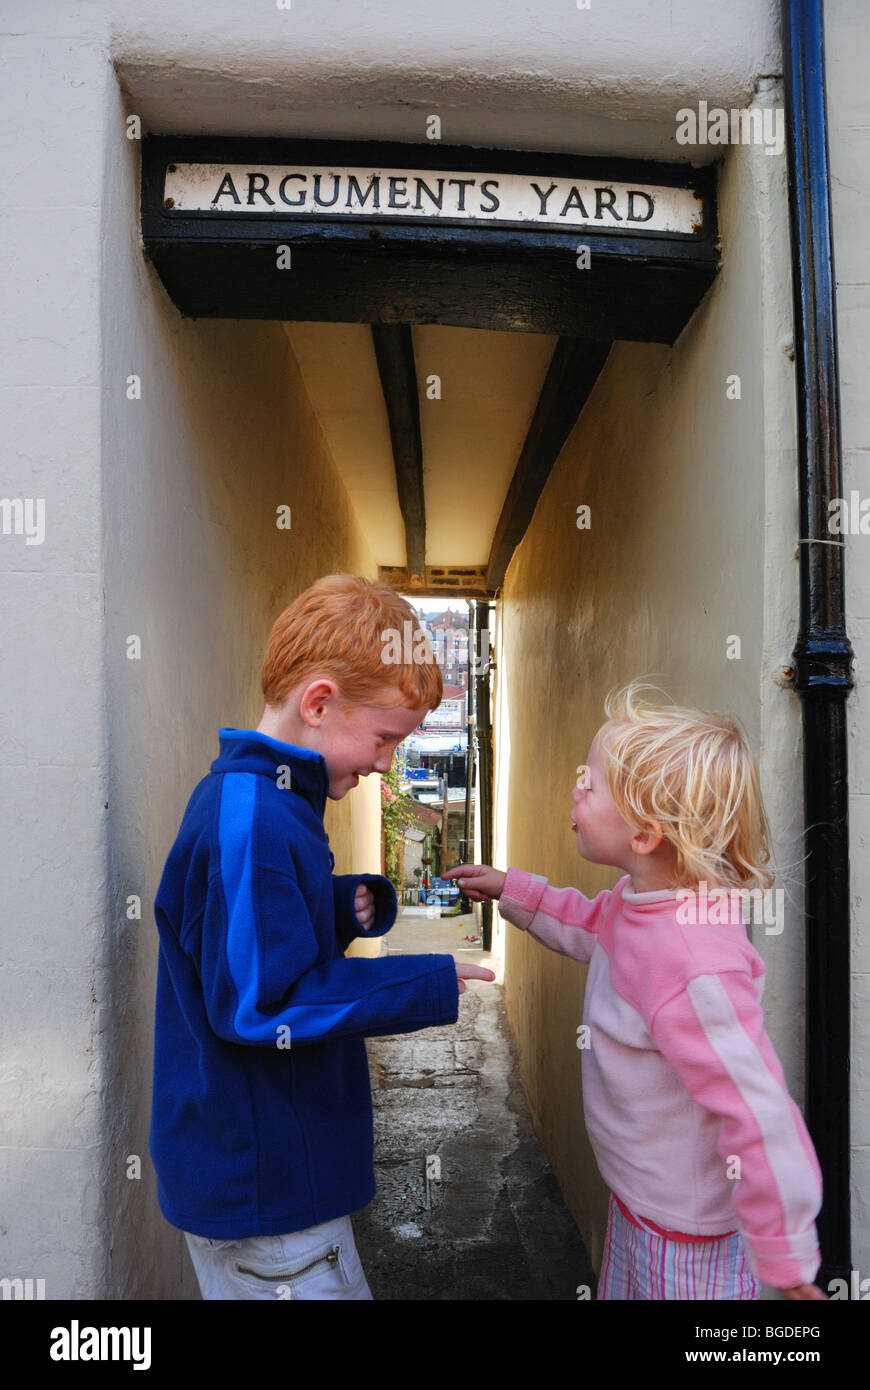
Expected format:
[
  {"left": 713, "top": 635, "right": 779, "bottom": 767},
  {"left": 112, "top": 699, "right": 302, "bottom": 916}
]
[{"left": 184, "top": 1214, "right": 373, "bottom": 1300}]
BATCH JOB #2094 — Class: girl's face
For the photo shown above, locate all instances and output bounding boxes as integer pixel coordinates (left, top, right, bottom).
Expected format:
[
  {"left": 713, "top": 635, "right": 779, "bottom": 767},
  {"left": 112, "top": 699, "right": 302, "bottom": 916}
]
[{"left": 570, "top": 723, "right": 635, "bottom": 869}]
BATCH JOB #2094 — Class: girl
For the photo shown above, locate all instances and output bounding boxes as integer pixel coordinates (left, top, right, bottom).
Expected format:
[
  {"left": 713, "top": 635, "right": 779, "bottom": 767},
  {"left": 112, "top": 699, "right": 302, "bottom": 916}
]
[{"left": 445, "top": 681, "right": 825, "bottom": 1301}]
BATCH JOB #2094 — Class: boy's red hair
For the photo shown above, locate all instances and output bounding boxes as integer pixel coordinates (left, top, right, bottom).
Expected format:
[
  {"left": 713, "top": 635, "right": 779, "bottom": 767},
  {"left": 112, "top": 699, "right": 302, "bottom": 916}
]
[{"left": 260, "top": 574, "right": 443, "bottom": 711}]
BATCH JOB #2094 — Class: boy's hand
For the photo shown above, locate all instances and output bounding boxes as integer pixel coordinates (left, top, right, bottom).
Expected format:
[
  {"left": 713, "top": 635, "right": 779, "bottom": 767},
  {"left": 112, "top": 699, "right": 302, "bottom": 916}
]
[
  {"left": 354, "top": 884, "right": 376, "bottom": 931},
  {"left": 455, "top": 962, "right": 496, "bottom": 995},
  {"left": 443, "top": 863, "right": 506, "bottom": 902}
]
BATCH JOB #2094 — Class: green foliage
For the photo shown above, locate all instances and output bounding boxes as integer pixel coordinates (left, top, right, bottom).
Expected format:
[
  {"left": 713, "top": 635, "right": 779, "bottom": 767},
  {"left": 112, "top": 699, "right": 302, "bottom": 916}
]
[{"left": 380, "top": 749, "right": 420, "bottom": 890}]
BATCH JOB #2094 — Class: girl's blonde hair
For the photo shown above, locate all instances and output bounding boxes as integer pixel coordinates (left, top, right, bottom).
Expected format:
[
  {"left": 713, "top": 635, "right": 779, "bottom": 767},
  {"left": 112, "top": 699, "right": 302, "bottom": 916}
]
[{"left": 601, "top": 680, "right": 774, "bottom": 890}]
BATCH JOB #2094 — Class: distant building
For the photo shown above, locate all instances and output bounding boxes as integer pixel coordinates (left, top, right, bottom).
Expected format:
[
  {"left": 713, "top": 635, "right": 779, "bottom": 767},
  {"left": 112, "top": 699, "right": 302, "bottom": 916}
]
[{"left": 421, "top": 607, "right": 470, "bottom": 692}]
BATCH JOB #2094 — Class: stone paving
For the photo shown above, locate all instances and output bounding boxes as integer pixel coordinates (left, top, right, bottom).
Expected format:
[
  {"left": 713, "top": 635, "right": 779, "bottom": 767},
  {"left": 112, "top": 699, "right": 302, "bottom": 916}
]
[{"left": 352, "top": 908, "right": 595, "bottom": 1300}]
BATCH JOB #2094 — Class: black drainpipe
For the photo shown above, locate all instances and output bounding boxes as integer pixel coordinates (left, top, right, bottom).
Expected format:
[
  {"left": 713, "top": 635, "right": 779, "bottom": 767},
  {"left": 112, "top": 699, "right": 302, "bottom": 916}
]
[
  {"left": 473, "top": 600, "right": 494, "bottom": 952},
  {"left": 782, "top": 0, "right": 853, "bottom": 1289}
]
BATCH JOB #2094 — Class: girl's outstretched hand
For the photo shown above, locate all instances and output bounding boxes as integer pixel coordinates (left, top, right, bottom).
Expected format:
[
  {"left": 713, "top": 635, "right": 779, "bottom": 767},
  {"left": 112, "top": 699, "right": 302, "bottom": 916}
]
[
  {"left": 783, "top": 1283, "right": 827, "bottom": 1300},
  {"left": 443, "top": 863, "right": 506, "bottom": 902}
]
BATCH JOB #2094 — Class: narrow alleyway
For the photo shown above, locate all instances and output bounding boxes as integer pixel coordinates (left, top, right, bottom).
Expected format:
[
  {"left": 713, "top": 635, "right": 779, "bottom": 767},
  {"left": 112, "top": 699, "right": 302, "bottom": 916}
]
[{"left": 354, "top": 909, "right": 595, "bottom": 1300}]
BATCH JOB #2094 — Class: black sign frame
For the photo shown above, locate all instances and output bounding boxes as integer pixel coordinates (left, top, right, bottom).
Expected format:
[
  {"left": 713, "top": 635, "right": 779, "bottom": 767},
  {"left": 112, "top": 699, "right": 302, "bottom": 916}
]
[{"left": 142, "top": 136, "right": 719, "bottom": 342}]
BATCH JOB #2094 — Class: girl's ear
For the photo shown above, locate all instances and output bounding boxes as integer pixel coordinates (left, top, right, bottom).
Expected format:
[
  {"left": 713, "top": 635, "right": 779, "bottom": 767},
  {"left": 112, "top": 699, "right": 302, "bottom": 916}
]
[{"left": 631, "top": 820, "right": 664, "bottom": 857}]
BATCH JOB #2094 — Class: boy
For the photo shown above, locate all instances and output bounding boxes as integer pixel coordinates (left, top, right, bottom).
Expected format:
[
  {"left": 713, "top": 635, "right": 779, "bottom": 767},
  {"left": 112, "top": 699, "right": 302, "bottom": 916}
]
[{"left": 149, "top": 573, "right": 494, "bottom": 1299}]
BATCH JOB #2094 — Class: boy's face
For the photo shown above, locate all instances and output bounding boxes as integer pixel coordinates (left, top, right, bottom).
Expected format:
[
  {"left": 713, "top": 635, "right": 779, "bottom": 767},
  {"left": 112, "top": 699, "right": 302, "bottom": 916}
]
[
  {"left": 570, "top": 722, "right": 636, "bottom": 869},
  {"left": 313, "top": 687, "right": 431, "bottom": 800}
]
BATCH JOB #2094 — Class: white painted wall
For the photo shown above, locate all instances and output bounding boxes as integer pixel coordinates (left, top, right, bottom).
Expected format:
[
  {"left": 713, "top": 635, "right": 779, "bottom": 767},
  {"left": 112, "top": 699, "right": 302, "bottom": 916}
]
[
  {"left": 109, "top": 0, "right": 779, "bottom": 161},
  {"left": 826, "top": 0, "right": 870, "bottom": 1280},
  {"left": 0, "top": 11, "right": 112, "bottom": 1299}
]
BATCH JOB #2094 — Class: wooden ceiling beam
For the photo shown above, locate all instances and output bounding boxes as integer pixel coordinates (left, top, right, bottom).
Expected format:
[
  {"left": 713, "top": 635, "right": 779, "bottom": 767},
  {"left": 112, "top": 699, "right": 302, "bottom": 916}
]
[
  {"left": 371, "top": 323, "right": 426, "bottom": 582},
  {"left": 486, "top": 338, "right": 612, "bottom": 592}
]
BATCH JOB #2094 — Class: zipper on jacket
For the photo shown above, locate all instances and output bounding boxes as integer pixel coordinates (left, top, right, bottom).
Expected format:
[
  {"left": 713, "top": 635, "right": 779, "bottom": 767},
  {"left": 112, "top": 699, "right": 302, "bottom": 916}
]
[{"left": 235, "top": 1245, "right": 340, "bottom": 1282}]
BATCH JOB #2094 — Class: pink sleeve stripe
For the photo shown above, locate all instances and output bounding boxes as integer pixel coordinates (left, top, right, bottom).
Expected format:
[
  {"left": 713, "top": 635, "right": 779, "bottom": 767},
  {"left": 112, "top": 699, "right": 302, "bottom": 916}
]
[
  {"left": 653, "top": 973, "right": 822, "bottom": 1288},
  {"left": 498, "top": 870, "right": 615, "bottom": 964}
]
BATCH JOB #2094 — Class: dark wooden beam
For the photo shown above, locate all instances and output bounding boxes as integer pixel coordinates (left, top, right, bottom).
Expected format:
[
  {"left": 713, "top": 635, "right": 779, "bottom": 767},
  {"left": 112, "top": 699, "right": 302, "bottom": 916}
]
[
  {"left": 486, "top": 338, "right": 612, "bottom": 591},
  {"left": 371, "top": 324, "right": 426, "bottom": 582}
]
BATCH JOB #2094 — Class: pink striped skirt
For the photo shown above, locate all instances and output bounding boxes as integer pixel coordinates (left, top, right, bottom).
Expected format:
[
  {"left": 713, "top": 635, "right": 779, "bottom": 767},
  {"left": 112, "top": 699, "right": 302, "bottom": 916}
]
[{"left": 597, "top": 1193, "right": 762, "bottom": 1300}]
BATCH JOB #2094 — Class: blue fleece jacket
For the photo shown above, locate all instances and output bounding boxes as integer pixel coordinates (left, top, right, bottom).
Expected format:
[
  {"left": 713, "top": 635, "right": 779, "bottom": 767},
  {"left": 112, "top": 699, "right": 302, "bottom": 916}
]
[{"left": 149, "top": 727, "right": 460, "bottom": 1238}]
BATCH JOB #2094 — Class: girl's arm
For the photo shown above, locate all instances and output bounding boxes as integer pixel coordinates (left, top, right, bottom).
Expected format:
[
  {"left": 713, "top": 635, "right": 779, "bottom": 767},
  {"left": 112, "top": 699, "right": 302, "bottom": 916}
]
[
  {"left": 650, "top": 969, "right": 823, "bottom": 1292},
  {"left": 445, "top": 863, "right": 617, "bottom": 964}
]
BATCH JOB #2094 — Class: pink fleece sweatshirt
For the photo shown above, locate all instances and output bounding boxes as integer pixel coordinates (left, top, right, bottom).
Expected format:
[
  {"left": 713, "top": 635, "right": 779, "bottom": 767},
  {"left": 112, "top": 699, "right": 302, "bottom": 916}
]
[{"left": 498, "top": 868, "right": 823, "bottom": 1290}]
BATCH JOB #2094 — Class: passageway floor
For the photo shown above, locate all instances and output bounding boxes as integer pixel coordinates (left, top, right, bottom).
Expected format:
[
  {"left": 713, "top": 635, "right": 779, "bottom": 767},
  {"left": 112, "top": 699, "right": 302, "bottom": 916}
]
[{"left": 353, "top": 909, "right": 596, "bottom": 1300}]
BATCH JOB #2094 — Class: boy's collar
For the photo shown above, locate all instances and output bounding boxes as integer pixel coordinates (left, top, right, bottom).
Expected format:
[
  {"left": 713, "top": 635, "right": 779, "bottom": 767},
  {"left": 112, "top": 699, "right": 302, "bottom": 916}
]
[{"left": 213, "top": 727, "right": 329, "bottom": 817}]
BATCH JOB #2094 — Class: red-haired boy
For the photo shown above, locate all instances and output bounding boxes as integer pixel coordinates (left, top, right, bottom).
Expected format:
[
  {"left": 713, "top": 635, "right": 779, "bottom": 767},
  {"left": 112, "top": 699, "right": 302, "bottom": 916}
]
[{"left": 149, "top": 574, "right": 493, "bottom": 1299}]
